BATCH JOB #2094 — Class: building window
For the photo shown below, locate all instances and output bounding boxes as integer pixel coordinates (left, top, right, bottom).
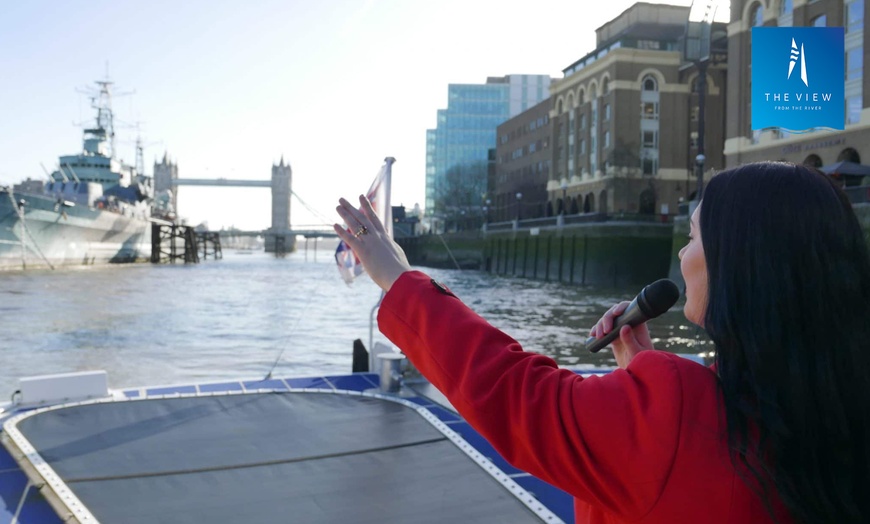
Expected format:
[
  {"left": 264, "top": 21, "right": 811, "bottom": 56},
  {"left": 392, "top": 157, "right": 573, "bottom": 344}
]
[
  {"left": 604, "top": 131, "right": 610, "bottom": 149},
  {"left": 846, "top": 0, "right": 864, "bottom": 32},
  {"left": 579, "top": 139, "right": 585, "bottom": 154},
  {"left": 847, "top": 96, "right": 862, "bottom": 124},
  {"left": 590, "top": 99, "right": 598, "bottom": 176},
  {"left": 643, "top": 130, "right": 657, "bottom": 148},
  {"left": 812, "top": 14, "right": 826, "bottom": 27},
  {"left": 847, "top": 47, "right": 863, "bottom": 81},
  {"left": 604, "top": 103, "right": 611, "bottom": 121},
  {"left": 579, "top": 113, "right": 586, "bottom": 129},
  {"left": 642, "top": 102, "right": 659, "bottom": 118},
  {"left": 780, "top": 0, "right": 792, "bottom": 16},
  {"left": 642, "top": 75, "right": 658, "bottom": 92},
  {"left": 750, "top": 3, "right": 763, "bottom": 27}
]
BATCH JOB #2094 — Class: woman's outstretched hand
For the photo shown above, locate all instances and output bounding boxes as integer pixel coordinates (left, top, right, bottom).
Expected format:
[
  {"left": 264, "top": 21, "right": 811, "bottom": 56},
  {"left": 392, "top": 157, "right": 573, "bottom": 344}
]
[
  {"left": 589, "top": 301, "right": 655, "bottom": 369},
  {"left": 334, "top": 195, "right": 412, "bottom": 292}
]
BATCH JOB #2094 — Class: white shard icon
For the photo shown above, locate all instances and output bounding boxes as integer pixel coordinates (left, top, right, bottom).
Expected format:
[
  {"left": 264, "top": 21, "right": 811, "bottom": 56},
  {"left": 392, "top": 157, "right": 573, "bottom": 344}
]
[{"left": 787, "top": 38, "right": 809, "bottom": 87}]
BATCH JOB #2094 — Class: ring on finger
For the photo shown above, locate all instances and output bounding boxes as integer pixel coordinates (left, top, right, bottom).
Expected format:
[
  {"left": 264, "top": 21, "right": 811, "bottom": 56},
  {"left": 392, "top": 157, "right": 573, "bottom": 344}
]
[{"left": 354, "top": 225, "right": 369, "bottom": 237}]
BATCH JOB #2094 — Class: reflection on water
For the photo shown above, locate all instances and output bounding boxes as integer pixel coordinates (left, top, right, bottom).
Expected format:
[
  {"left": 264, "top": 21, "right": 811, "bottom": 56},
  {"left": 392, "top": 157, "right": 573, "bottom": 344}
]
[
  {"left": 0, "top": 251, "right": 712, "bottom": 391},
  {"left": 440, "top": 270, "right": 712, "bottom": 367}
]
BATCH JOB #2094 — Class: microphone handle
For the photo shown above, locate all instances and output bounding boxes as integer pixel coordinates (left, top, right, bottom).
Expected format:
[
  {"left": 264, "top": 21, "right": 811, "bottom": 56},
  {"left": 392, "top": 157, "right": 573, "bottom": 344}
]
[{"left": 585, "top": 297, "right": 648, "bottom": 353}]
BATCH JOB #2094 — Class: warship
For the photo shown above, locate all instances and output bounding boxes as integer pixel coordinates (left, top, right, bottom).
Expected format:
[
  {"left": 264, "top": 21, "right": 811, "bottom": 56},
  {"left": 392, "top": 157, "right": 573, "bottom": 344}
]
[{"left": 0, "top": 80, "right": 169, "bottom": 270}]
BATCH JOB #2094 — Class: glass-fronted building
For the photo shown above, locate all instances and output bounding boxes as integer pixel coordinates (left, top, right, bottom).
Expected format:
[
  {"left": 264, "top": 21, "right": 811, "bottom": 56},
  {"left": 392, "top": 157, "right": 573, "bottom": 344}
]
[{"left": 425, "top": 75, "right": 550, "bottom": 228}]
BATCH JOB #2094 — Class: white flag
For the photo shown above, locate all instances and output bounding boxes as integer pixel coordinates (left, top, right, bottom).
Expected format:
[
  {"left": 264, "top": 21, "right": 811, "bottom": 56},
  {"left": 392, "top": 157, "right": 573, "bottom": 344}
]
[{"left": 335, "top": 157, "right": 394, "bottom": 284}]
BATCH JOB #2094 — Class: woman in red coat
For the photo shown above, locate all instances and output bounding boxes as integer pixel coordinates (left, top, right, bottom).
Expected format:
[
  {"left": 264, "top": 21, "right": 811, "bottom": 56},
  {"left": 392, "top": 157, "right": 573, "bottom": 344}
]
[{"left": 334, "top": 162, "right": 870, "bottom": 523}]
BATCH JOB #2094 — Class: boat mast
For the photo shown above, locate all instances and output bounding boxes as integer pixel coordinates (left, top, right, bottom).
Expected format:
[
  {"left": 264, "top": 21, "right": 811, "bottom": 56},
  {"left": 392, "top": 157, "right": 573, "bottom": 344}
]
[
  {"left": 90, "top": 80, "right": 115, "bottom": 159},
  {"left": 135, "top": 135, "right": 144, "bottom": 176}
]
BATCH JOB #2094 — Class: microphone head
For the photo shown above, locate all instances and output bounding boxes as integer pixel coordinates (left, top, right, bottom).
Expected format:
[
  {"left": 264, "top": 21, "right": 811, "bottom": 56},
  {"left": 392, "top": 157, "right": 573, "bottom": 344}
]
[{"left": 637, "top": 279, "right": 680, "bottom": 319}]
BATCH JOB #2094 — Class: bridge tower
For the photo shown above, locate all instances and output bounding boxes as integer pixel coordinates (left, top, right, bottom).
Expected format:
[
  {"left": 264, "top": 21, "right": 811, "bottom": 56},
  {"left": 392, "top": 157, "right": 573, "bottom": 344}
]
[
  {"left": 266, "top": 156, "right": 295, "bottom": 253},
  {"left": 153, "top": 153, "right": 178, "bottom": 216}
]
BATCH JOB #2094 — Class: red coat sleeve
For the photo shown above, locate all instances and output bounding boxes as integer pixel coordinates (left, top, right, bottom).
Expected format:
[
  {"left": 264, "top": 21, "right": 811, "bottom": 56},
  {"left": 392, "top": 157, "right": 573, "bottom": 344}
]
[{"left": 377, "top": 271, "right": 684, "bottom": 520}]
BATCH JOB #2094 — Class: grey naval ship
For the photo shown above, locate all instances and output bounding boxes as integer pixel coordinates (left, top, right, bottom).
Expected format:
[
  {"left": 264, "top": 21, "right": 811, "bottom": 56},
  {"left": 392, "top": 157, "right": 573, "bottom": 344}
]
[{"left": 0, "top": 81, "right": 169, "bottom": 270}]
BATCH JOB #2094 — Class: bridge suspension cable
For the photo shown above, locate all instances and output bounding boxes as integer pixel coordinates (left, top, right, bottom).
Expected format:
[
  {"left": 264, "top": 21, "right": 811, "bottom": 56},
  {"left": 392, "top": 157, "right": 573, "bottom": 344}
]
[{"left": 290, "top": 190, "right": 334, "bottom": 226}]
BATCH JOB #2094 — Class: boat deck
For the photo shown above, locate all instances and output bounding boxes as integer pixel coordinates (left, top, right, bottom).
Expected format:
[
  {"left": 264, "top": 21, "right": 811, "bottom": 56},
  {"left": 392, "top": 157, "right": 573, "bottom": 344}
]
[{"left": 0, "top": 371, "right": 610, "bottom": 523}]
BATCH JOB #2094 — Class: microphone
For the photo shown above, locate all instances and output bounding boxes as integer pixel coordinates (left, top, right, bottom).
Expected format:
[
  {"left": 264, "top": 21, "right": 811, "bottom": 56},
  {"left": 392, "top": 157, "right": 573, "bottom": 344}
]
[{"left": 586, "top": 279, "right": 680, "bottom": 353}]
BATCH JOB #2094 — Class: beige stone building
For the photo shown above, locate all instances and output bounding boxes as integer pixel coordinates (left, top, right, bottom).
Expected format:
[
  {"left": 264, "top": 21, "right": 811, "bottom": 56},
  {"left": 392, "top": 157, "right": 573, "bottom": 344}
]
[
  {"left": 725, "top": 0, "right": 867, "bottom": 172},
  {"left": 547, "top": 2, "right": 728, "bottom": 216}
]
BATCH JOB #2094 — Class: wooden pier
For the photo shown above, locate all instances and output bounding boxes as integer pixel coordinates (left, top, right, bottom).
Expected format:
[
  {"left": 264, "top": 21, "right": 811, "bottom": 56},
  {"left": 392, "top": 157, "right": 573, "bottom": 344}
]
[
  {"left": 151, "top": 224, "right": 224, "bottom": 263},
  {"left": 150, "top": 223, "right": 199, "bottom": 264},
  {"left": 196, "top": 232, "right": 223, "bottom": 260}
]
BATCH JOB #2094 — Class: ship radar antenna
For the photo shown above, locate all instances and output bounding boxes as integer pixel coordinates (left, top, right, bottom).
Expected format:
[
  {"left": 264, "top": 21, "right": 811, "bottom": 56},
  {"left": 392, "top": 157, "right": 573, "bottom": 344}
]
[{"left": 75, "top": 77, "right": 134, "bottom": 161}]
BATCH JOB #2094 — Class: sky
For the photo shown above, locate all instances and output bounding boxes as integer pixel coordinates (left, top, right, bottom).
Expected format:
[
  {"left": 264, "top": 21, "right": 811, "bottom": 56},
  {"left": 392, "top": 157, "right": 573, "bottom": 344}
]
[{"left": 0, "top": 0, "right": 726, "bottom": 231}]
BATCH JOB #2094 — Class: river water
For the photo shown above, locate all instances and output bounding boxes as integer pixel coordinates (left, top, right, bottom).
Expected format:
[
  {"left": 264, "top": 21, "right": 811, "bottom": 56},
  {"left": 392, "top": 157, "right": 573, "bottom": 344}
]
[{"left": 0, "top": 248, "right": 712, "bottom": 393}]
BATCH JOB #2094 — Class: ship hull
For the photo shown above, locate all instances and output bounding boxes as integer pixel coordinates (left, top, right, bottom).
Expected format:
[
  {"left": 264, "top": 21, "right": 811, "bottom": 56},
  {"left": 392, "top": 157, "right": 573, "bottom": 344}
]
[{"left": 0, "top": 189, "right": 150, "bottom": 270}]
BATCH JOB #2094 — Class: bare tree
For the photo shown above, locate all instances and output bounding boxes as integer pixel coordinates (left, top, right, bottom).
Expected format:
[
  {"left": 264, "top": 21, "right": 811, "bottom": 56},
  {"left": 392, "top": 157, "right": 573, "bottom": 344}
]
[{"left": 433, "top": 161, "right": 488, "bottom": 230}]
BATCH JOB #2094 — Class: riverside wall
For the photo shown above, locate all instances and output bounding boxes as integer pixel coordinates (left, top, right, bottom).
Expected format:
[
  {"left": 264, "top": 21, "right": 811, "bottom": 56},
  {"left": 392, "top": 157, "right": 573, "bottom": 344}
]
[
  {"left": 397, "top": 231, "right": 486, "bottom": 270},
  {"left": 399, "top": 222, "right": 674, "bottom": 288}
]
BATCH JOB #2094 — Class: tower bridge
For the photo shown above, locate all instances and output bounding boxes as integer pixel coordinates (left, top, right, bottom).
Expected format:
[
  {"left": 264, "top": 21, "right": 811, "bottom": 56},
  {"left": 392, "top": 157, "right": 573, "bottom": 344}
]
[
  {"left": 152, "top": 156, "right": 336, "bottom": 253},
  {"left": 174, "top": 178, "right": 271, "bottom": 187}
]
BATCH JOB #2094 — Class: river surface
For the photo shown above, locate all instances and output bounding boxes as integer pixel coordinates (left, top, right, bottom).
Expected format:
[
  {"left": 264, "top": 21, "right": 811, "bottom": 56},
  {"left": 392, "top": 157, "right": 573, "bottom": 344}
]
[{"left": 0, "top": 249, "right": 712, "bottom": 392}]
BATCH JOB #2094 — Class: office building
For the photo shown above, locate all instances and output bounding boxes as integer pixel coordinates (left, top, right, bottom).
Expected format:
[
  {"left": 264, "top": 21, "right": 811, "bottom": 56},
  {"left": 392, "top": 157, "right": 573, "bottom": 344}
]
[{"left": 426, "top": 75, "right": 551, "bottom": 229}]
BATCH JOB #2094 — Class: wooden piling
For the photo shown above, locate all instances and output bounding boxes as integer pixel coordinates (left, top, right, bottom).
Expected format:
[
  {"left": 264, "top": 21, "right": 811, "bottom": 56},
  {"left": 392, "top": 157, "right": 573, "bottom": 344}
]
[
  {"left": 196, "top": 232, "right": 223, "bottom": 260},
  {"left": 150, "top": 223, "right": 203, "bottom": 264}
]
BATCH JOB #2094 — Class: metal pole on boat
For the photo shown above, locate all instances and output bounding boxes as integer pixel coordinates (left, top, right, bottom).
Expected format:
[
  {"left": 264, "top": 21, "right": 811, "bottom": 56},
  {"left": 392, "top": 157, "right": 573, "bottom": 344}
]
[
  {"left": 18, "top": 198, "right": 26, "bottom": 270},
  {"left": 367, "top": 157, "right": 396, "bottom": 371},
  {"left": 369, "top": 291, "right": 384, "bottom": 372}
]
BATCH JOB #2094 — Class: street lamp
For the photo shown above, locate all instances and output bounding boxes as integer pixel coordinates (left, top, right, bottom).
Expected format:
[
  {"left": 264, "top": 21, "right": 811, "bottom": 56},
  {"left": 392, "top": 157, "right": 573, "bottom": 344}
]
[
  {"left": 515, "top": 192, "right": 523, "bottom": 222},
  {"left": 685, "top": 0, "right": 725, "bottom": 201},
  {"left": 484, "top": 198, "right": 491, "bottom": 224}
]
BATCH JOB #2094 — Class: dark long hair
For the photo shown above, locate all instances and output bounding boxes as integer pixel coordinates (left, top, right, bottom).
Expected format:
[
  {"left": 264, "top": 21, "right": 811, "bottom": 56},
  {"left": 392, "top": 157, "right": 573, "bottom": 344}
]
[{"left": 700, "top": 162, "right": 870, "bottom": 523}]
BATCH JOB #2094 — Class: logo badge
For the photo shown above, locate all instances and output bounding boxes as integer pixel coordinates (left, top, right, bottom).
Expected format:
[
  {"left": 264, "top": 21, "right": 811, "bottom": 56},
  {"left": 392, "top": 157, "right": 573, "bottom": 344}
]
[
  {"left": 752, "top": 27, "right": 844, "bottom": 131},
  {"left": 787, "top": 38, "right": 808, "bottom": 87}
]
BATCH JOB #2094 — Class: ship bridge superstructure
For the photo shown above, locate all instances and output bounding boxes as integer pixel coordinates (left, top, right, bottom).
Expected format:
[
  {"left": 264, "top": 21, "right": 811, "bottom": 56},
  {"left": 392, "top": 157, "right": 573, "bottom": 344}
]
[{"left": 50, "top": 80, "right": 137, "bottom": 191}]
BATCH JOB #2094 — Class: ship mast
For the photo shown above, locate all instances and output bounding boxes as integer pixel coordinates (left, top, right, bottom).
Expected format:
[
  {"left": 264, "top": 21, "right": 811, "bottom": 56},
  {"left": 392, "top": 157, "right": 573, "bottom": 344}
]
[
  {"left": 135, "top": 135, "right": 144, "bottom": 176},
  {"left": 86, "top": 80, "right": 115, "bottom": 159}
]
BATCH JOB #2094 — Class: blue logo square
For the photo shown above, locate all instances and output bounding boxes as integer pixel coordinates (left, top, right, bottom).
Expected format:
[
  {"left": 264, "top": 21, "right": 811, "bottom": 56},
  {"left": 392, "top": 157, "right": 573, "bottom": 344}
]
[{"left": 752, "top": 27, "right": 845, "bottom": 131}]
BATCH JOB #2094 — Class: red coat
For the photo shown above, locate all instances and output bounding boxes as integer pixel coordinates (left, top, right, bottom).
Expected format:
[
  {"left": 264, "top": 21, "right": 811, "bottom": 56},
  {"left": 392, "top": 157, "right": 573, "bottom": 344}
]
[{"left": 378, "top": 271, "right": 789, "bottom": 524}]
